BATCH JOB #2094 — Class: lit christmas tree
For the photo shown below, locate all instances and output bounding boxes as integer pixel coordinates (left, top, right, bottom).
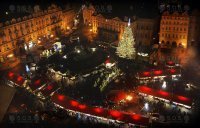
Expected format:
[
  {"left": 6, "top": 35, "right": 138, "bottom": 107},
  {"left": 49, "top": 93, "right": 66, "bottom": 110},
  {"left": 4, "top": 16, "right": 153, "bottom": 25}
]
[{"left": 116, "top": 18, "right": 136, "bottom": 59}]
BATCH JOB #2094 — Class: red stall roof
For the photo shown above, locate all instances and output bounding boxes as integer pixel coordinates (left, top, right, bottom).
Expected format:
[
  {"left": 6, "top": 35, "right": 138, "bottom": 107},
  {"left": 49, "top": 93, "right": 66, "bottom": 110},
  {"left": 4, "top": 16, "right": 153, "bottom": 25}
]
[
  {"left": 137, "top": 85, "right": 192, "bottom": 107},
  {"left": 40, "top": 82, "right": 59, "bottom": 97},
  {"left": 29, "top": 77, "right": 46, "bottom": 91},
  {"left": 138, "top": 68, "right": 181, "bottom": 78},
  {"left": 166, "top": 61, "right": 175, "bottom": 66},
  {"left": 51, "top": 93, "right": 149, "bottom": 126},
  {"left": 7, "top": 72, "right": 25, "bottom": 86}
]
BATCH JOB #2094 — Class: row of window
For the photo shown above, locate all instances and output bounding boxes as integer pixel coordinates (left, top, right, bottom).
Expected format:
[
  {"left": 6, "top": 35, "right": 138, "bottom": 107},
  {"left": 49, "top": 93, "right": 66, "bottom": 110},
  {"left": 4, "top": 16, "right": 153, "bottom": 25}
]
[
  {"left": 163, "top": 16, "right": 188, "bottom": 20},
  {"left": 162, "top": 27, "right": 187, "bottom": 31},
  {"left": 136, "top": 33, "right": 152, "bottom": 39},
  {"left": 161, "top": 21, "right": 188, "bottom": 25},
  {"left": 137, "top": 25, "right": 152, "bottom": 30},
  {"left": 0, "top": 43, "right": 13, "bottom": 53},
  {"left": 161, "top": 33, "right": 186, "bottom": 39}
]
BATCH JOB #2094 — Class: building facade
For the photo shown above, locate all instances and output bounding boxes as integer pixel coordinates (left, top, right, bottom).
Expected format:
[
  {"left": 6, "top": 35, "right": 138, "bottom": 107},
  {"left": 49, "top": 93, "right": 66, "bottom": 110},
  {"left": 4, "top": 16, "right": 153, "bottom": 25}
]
[
  {"left": 188, "top": 10, "right": 200, "bottom": 46},
  {"left": 0, "top": 4, "right": 75, "bottom": 64},
  {"left": 159, "top": 11, "right": 190, "bottom": 48},
  {"left": 83, "top": 5, "right": 157, "bottom": 45}
]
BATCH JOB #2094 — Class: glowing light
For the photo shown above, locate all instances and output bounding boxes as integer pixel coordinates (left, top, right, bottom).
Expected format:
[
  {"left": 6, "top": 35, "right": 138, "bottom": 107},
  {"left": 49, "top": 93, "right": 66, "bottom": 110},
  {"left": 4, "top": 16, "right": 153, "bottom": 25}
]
[
  {"left": 7, "top": 54, "right": 14, "bottom": 58},
  {"left": 110, "top": 110, "right": 121, "bottom": 118},
  {"left": 144, "top": 103, "right": 149, "bottom": 110},
  {"left": 169, "top": 69, "right": 176, "bottom": 74},
  {"left": 126, "top": 95, "right": 133, "bottom": 101},
  {"left": 158, "top": 90, "right": 169, "bottom": 96},
  {"left": 167, "top": 61, "right": 175, "bottom": 65},
  {"left": 132, "top": 114, "right": 141, "bottom": 120},
  {"left": 90, "top": 29, "right": 92, "bottom": 32},
  {"left": 58, "top": 95, "right": 65, "bottom": 101},
  {"left": 78, "top": 104, "right": 86, "bottom": 110},
  {"left": 38, "top": 40, "right": 41, "bottom": 44},
  {"left": 153, "top": 70, "right": 163, "bottom": 75},
  {"left": 143, "top": 71, "right": 150, "bottom": 76},
  {"left": 77, "top": 50, "right": 80, "bottom": 53},
  {"left": 34, "top": 79, "right": 41, "bottom": 86},
  {"left": 63, "top": 55, "right": 67, "bottom": 59},
  {"left": 177, "top": 96, "right": 189, "bottom": 101},
  {"left": 67, "top": 26, "right": 70, "bottom": 30},
  {"left": 8, "top": 72, "right": 14, "bottom": 77},
  {"left": 47, "top": 85, "right": 53, "bottom": 90},
  {"left": 139, "top": 86, "right": 152, "bottom": 92},
  {"left": 17, "top": 76, "right": 23, "bottom": 82},
  {"left": 25, "top": 65, "right": 30, "bottom": 72},
  {"left": 91, "top": 48, "right": 96, "bottom": 52},
  {"left": 70, "top": 100, "right": 79, "bottom": 107},
  {"left": 162, "top": 81, "right": 167, "bottom": 89},
  {"left": 94, "top": 108, "right": 103, "bottom": 113},
  {"left": 50, "top": 34, "right": 54, "bottom": 38}
]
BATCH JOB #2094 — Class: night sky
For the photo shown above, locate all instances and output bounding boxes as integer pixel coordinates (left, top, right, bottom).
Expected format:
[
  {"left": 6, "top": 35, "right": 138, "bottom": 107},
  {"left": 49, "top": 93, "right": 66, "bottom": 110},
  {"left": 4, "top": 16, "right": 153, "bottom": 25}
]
[
  {"left": 0, "top": 0, "right": 199, "bottom": 22},
  {"left": 0, "top": 0, "right": 199, "bottom": 10}
]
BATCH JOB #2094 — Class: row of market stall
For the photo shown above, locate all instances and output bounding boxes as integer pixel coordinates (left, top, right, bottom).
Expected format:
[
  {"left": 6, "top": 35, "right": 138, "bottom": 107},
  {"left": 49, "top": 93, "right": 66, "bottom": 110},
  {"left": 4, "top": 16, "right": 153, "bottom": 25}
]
[
  {"left": 6, "top": 72, "right": 60, "bottom": 100},
  {"left": 136, "top": 68, "right": 182, "bottom": 84},
  {"left": 137, "top": 85, "right": 192, "bottom": 109},
  {"left": 6, "top": 71, "right": 150, "bottom": 127}
]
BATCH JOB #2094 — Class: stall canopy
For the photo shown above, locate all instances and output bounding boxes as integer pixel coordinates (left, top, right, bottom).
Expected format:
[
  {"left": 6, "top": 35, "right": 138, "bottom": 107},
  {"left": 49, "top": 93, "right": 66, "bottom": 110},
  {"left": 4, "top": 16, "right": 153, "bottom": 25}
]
[
  {"left": 29, "top": 77, "right": 47, "bottom": 91},
  {"left": 40, "top": 82, "right": 59, "bottom": 97},
  {"left": 137, "top": 85, "right": 192, "bottom": 108},
  {"left": 51, "top": 93, "right": 149, "bottom": 126},
  {"left": 138, "top": 68, "right": 181, "bottom": 78}
]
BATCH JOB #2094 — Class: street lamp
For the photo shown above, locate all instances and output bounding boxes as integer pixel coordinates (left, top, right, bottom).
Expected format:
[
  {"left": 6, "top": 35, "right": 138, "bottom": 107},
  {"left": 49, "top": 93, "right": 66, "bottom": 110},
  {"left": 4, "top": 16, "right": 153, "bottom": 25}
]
[
  {"left": 38, "top": 40, "right": 41, "bottom": 44},
  {"left": 162, "top": 81, "right": 167, "bottom": 89},
  {"left": 145, "top": 103, "right": 149, "bottom": 110},
  {"left": 126, "top": 95, "right": 133, "bottom": 101},
  {"left": 77, "top": 50, "right": 80, "bottom": 53}
]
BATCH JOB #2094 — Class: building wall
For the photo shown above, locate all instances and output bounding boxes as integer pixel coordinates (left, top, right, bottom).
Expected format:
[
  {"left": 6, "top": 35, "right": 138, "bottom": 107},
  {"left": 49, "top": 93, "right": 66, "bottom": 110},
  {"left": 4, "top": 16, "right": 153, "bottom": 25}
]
[
  {"left": 134, "top": 18, "right": 156, "bottom": 46},
  {"left": 0, "top": 4, "right": 75, "bottom": 60},
  {"left": 159, "top": 11, "right": 190, "bottom": 48},
  {"left": 82, "top": 4, "right": 95, "bottom": 25},
  {"left": 83, "top": 5, "right": 156, "bottom": 46},
  {"left": 188, "top": 10, "right": 200, "bottom": 46}
]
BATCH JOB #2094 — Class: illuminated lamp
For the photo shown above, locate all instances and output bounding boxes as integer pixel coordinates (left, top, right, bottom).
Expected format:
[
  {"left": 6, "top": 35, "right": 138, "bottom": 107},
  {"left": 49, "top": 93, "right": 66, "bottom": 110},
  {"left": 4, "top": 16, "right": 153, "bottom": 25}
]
[
  {"left": 143, "top": 71, "right": 150, "bottom": 76},
  {"left": 94, "top": 107, "right": 104, "bottom": 113},
  {"left": 158, "top": 90, "right": 169, "bottom": 97},
  {"left": 78, "top": 104, "right": 87, "bottom": 110},
  {"left": 169, "top": 69, "right": 176, "bottom": 74},
  {"left": 70, "top": 100, "right": 79, "bottom": 107},
  {"left": 8, "top": 72, "right": 14, "bottom": 77},
  {"left": 34, "top": 79, "right": 41, "bottom": 86},
  {"left": 58, "top": 95, "right": 65, "bottom": 101},
  {"left": 167, "top": 61, "right": 175, "bottom": 65},
  {"left": 139, "top": 86, "right": 152, "bottom": 92},
  {"left": 162, "top": 81, "right": 167, "bottom": 89},
  {"left": 126, "top": 95, "right": 133, "bottom": 101},
  {"left": 110, "top": 110, "right": 121, "bottom": 118},
  {"left": 153, "top": 70, "right": 163, "bottom": 75},
  {"left": 132, "top": 114, "right": 141, "bottom": 121},
  {"left": 7, "top": 54, "right": 14, "bottom": 58},
  {"left": 177, "top": 96, "right": 189, "bottom": 101},
  {"left": 17, "top": 76, "right": 23, "bottom": 82},
  {"left": 47, "top": 85, "right": 53, "bottom": 90},
  {"left": 105, "top": 59, "right": 110, "bottom": 64},
  {"left": 145, "top": 103, "right": 149, "bottom": 110}
]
